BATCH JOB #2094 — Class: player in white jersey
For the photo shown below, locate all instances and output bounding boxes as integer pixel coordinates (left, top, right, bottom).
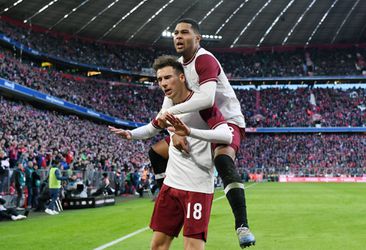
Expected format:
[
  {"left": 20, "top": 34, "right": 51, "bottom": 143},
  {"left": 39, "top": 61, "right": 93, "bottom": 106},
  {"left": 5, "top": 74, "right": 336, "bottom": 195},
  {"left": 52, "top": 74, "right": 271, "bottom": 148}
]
[
  {"left": 149, "top": 18, "right": 255, "bottom": 248},
  {"left": 110, "top": 55, "right": 232, "bottom": 250}
]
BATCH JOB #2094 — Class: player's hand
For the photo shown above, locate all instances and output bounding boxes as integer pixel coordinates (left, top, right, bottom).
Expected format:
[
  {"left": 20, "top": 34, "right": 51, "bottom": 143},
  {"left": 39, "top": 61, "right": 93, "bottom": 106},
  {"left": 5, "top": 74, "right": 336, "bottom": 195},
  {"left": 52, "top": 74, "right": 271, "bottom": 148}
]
[
  {"left": 166, "top": 113, "right": 191, "bottom": 136},
  {"left": 108, "top": 126, "right": 132, "bottom": 140},
  {"left": 171, "top": 134, "right": 190, "bottom": 154},
  {"left": 157, "top": 111, "right": 169, "bottom": 128}
]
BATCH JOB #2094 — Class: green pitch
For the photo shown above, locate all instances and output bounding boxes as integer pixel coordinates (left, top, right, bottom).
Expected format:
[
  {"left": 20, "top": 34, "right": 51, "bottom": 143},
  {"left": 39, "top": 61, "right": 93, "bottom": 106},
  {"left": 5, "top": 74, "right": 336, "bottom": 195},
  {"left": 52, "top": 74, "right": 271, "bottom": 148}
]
[{"left": 1, "top": 183, "right": 365, "bottom": 250}]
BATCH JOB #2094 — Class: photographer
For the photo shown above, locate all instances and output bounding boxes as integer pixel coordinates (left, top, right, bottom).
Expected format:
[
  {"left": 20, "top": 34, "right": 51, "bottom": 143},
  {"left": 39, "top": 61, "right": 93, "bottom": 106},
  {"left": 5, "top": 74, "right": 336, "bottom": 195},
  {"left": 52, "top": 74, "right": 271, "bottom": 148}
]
[
  {"left": 0, "top": 197, "right": 27, "bottom": 221},
  {"left": 92, "top": 173, "right": 114, "bottom": 196}
]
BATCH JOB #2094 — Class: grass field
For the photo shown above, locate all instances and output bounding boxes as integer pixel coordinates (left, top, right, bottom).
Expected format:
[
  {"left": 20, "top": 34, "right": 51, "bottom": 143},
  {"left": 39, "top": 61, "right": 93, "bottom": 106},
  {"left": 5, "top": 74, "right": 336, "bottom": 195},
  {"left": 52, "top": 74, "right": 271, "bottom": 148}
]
[{"left": 1, "top": 182, "right": 365, "bottom": 250}]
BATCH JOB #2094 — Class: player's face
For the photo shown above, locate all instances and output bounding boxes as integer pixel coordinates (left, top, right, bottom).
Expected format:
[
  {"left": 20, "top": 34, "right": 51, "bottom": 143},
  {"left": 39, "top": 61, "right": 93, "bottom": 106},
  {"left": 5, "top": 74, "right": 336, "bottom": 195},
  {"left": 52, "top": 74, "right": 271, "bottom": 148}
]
[
  {"left": 173, "top": 22, "right": 200, "bottom": 58},
  {"left": 156, "top": 66, "right": 185, "bottom": 102}
]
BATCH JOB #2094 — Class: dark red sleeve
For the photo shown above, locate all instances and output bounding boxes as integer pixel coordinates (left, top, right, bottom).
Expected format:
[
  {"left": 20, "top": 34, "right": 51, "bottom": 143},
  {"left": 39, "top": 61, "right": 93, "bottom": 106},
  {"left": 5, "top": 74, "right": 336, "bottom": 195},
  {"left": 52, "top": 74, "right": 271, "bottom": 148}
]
[
  {"left": 199, "top": 103, "right": 227, "bottom": 129},
  {"left": 195, "top": 54, "right": 221, "bottom": 85},
  {"left": 151, "top": 119, "right": 162, "bottom": 129}
]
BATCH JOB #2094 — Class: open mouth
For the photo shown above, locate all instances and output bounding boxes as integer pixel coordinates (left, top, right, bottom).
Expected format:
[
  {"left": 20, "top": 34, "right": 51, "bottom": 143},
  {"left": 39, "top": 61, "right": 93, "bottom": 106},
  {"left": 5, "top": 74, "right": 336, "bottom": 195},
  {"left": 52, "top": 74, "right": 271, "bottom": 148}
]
[
  {"left": 164, "top": 89, "right": 172, "bottom": 96},
  {"left": 176, "top": 42, "right": 184, "bottom": 49}
]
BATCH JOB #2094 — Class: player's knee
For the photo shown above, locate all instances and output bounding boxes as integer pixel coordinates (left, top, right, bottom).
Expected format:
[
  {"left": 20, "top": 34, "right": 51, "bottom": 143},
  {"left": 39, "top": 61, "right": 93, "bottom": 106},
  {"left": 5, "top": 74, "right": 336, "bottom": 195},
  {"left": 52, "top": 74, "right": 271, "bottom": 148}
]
[
  {"left": 151, "top": 240, "right": 168, "bottom": 250},
  {"left": 214, "top": 154, "right": 241, "bottom": 187},
  {"left": 151, "top": 232, "right": 172, "bottom": 250},
  {"left": 149, "top": 148, "right": 168, "bottom": 175},
  {"left": 184, "top": 237, "right": 205, "bottom": 250}
]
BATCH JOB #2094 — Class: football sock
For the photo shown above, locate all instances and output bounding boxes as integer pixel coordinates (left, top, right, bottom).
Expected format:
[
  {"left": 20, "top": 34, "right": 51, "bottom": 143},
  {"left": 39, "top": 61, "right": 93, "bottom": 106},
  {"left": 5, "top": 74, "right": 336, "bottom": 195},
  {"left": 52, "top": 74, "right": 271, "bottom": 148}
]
[
  {"left": 214, "top": 154, "right": 248, "bottom": 229},
  {"left": 148, "top": 148, "right": 168, "bottom": 189}
]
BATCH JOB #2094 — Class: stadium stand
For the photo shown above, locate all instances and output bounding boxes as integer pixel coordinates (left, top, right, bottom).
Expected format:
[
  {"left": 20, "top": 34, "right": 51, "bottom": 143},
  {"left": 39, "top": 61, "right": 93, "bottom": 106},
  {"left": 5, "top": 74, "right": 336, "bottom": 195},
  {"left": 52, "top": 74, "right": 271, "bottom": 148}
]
[
  {"left": 1, "top": 18, "right": 366, "bottom": 77},
  {"left": 0, "top": 17, "right": 366, "bottom": 199}
]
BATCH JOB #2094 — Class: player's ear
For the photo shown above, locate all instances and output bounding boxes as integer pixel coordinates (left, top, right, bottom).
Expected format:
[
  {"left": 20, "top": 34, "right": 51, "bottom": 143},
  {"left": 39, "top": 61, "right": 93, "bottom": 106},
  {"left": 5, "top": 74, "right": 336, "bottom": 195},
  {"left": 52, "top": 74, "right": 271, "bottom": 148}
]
[
  {"left": 195, "top": 34, "right": 201, "bottom": 43},
  {"left": 179, "top": 73, "right": 185, "bottom": 82}
]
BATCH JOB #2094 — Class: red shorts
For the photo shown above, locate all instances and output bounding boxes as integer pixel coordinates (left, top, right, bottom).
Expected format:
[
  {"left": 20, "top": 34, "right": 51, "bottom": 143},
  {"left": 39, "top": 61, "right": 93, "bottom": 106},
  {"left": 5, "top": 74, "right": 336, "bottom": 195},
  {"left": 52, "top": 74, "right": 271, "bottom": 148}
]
[
  {"left": 150, "top": 184, "right": 214, "bottom": 241},
  {"left": 212, "top": 123, "right": 244, "bottom": 153}
]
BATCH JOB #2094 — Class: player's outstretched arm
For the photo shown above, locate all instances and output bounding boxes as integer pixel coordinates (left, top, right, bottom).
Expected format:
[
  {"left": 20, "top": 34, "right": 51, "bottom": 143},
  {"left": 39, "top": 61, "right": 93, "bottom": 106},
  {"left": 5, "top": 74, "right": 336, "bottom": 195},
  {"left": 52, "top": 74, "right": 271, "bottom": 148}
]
[
  {"left": 109, "top": 122, "right": 161, "bottom": 140},
  {"left": 166, "top": 113, "right": 232, "bottom": 144},
  {"left": 108, "top": 126, "right": 132, "bottom": 140}
]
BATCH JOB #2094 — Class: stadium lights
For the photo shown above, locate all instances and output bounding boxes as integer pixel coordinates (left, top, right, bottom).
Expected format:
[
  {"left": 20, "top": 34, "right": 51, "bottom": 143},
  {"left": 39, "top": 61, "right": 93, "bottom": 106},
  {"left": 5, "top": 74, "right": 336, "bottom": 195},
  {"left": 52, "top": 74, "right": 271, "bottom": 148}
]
[
  {"left": 48, "top": 0, "right": 91, "bottom": 31},
  {"left": 282, "top": 0, "right": 317, "bottom": 45},
  {"left": 198, "top": 0, "right": 224, "bottom": 25},
  {"left": 24, "top": 0, "right": 58, "bottom": 23},
  {"left": 257, "top": 0, "right": 295, "bottom": 47},
  {"left": 1, "top": 0, "right": 23, "bottom": 14},
  {"left": 331, "top": 0, "right": 360, "bottom": 43},
  {"left": 161, "top": 31, "right": 222, "bottom": 40},
  {"left": 74, "top": 0, "right": 120, "bottom": 34},
  {"left": 215, "top": 1, "right": 249, "bottom": 35},
  {"left": 306, "top": 0, "right": 339, "bottom": 45},
  {"left": 127, "top": 0, "right": 175, "bottom": 42},
  {"left": 231, "top": 0, "right": 272, "bottom": 48},
  {"left": 98, "top": 0, "right": 148, "bottom": 40}
]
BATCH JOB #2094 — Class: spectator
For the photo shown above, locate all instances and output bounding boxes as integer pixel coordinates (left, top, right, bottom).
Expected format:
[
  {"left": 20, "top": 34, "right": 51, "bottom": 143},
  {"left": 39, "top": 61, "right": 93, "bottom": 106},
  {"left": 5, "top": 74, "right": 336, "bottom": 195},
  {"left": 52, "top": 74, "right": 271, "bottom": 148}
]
[
  {"left": 0, "top": 150, "right": 9, "bottom": 194},
  {"left": 31, "top": 164, "right": 41, "bottom": 209},
  {"left": 12, "top": 161, "right": 25, "bottom": 210},
  {"left": 24, "top": 161, "right": 34, "bottom": 208}
]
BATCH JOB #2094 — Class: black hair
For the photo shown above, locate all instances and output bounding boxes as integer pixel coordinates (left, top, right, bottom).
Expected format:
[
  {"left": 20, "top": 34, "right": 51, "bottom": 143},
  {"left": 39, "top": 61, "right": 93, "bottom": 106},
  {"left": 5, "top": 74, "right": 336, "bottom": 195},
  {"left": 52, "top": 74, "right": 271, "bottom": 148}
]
[
  {"left": 153, "top": 55, "right": 184, "bottom": 75},
  {"left": 176, "top": 18, "right": 200, "bottom": 34}
]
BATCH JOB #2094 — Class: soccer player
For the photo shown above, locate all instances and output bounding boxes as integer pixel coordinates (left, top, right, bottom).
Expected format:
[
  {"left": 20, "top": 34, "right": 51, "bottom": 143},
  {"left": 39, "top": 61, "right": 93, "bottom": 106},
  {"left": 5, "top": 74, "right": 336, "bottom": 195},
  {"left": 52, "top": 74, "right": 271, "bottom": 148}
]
[
  {"left": 149, "top": 18, "right": 255, "bottom": 248},
  {"left": 110, "top": 55, "right": 232, "bottom": 250}
]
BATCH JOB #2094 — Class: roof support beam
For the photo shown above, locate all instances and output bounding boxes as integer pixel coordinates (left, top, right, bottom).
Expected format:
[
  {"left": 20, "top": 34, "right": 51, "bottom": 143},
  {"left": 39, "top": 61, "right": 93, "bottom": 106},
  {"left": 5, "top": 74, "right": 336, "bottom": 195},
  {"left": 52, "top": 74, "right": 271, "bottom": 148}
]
[
  {"left": 48, "top": 0, "right": 91, "bottom": 31},
  {"left": 230, "top": 0, "right": 272, "bottom": 48},
  {"left": 257, "top": 0, "right": 295, "bottom": 47},
  {"left": 215, "top": 0, "right": 249, "bottom": 35},
  {"left": 306, "top": 0, "right": 339, "bottom": 45},
  {"left": 331, "top": 0, "right": 360, "bottom": 43},
  {"left": 127, "top": 0, "right": 175, "bottom": 42},
  {"left": 282, "top": 0, "right": 317, "bottom": 45},
  {"left": 98, "top": 0, "right": 149, "bottom": 41}
]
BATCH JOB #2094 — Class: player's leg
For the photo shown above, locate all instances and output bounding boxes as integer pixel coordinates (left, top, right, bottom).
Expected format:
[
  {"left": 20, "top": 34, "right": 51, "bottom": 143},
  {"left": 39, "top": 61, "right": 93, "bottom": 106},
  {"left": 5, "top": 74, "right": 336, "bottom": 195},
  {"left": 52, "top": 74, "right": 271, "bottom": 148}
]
[
  {"left": 182, "top": 190, "right": 213, "bottom": 250},
  {"left": 150, "top": 185, "right": 184, "bottom": 249},
  {"left": 149, "top": 138, "right": 169, "bottom": 189},
  {"left": 215, "top": 145, "right": 248, "bottom": 228},
  {"left": 150, "top": 231, "right": 174, "bottom": 250},
  {"left": 183, "top": 237, "right": 205, "bottom": 250},
  {"left": 213, "top": 124, "right": 255, "bottom": 248}
]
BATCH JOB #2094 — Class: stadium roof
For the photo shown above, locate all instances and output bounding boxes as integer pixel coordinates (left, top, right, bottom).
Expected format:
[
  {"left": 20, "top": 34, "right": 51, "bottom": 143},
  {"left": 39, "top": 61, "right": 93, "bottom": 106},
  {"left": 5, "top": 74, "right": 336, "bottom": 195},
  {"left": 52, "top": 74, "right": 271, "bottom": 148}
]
[{"left": 1, "top": 0, "right": 365, "bottom": 48}]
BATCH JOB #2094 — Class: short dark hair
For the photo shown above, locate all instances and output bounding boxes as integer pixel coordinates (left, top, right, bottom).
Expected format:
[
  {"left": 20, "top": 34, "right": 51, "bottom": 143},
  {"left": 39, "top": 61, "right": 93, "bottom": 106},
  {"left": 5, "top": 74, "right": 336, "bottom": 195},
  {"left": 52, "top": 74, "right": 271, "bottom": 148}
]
[
  {"left": 177, "top": 18, "right": 200, "bottom": 34},
  {"left": 52, "top": 158, "right": 60, "bottom": 166},
  {"left": 153, "top": 55, "right": 184, "bottom": 75}
]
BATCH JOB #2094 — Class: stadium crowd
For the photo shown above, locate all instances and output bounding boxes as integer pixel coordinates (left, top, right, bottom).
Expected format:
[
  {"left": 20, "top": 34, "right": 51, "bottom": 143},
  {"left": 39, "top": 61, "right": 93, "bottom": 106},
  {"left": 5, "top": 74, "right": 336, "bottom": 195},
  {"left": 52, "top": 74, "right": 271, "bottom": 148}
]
[
  {"left": 1, "top": 18, "right": 366, "bottom": 77},
  {"left": 238, "top": 134, "right": 366, "bottom": 178},
  {"left": 1, "top": 45, "right": 365, "bottom": 128},
  {"left": 0, "top": 96, "right": 156, "bottom": 196},
  {"left": 0, "top": 47, "right": 163, "bottom": 123},
  {"left": 243, "top": 87, "right": 366, "bottom": 127},
  {"left": 1, "top": 95, "right": 365, "bottom": 197},
  {"left": 1, "top": 17, "right": 365, "bottom": 200}
]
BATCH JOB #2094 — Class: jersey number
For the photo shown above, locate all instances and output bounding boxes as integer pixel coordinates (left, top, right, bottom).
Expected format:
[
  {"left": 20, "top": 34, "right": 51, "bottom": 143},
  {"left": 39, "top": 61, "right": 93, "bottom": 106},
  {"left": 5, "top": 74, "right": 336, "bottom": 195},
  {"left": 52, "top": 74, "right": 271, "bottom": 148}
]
[{"left": 186, "top": 202, "right": 202, "bottom": 220}]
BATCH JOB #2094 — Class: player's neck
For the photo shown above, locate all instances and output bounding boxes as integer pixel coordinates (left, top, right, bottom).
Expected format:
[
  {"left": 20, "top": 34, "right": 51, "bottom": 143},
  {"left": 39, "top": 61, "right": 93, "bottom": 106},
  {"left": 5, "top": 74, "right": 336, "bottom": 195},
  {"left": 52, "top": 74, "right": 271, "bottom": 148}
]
[
  {"left": 182, "top": 46, "right": 200, "bottom": 63},
  {"left": 173, "top": 90, "right": 192, "bottom": 105}
]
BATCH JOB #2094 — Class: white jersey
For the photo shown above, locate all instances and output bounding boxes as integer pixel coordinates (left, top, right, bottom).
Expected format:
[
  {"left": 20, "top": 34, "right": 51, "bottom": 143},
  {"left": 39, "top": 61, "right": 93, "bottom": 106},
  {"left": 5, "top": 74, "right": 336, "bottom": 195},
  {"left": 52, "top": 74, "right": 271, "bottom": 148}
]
[
  {"left": 163, "top": 104, "right": 227, "bottom": 194},
  {"left": 178, "top": 47, "right": 246, "bottom": 128}
]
